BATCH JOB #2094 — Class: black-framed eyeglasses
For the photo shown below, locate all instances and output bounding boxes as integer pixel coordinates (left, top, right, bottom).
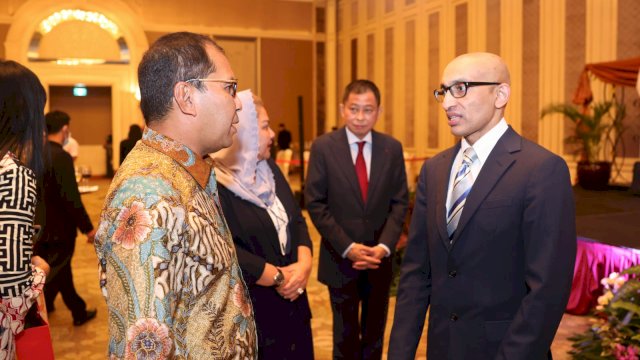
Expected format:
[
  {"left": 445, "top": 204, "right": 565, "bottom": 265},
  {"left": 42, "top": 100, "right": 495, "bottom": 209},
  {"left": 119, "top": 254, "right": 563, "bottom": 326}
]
[
  {"left": 433, "top": 81, "right": 501, "bottom": 102},
  {"left": 185, "top": 78, "right": 238, "bottom": 97}
]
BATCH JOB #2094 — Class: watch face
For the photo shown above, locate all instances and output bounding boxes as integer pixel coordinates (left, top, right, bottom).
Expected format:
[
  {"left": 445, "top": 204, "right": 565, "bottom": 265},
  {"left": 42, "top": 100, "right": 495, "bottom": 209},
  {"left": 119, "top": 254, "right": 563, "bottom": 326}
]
[{"left": 274, "top": 270, "right": 284, "bottom": 286}]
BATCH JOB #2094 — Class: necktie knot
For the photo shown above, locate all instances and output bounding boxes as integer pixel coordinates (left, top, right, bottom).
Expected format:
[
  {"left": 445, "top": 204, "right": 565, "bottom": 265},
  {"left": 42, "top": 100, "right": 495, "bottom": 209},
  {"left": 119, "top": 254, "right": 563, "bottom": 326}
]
[
  {"left": 357, "top": 141, "right": 366, "bottom": 151},
  {"left": 462, "top": 147, "right": 477, "bottom": 167}
]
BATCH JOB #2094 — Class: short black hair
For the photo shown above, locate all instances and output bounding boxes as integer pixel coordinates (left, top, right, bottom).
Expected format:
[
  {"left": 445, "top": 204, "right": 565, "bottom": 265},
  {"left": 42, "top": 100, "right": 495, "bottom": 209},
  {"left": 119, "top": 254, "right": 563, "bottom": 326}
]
[
  {"left": 0, "top": 60, "right": 46, "bottom": 176},
  {"left": 45, "top": 110, "right": 70, "bottom": 134},
  {"left": 342, "top": 79, "right": 381, "bottom": 106},
  {"left": 138, "top": 32, "right": 224, "bottom": 124}
]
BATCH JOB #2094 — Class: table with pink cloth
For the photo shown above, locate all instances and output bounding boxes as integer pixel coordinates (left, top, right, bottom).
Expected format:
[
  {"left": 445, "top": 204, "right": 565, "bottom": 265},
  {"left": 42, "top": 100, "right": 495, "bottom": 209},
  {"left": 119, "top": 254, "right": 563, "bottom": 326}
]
[{"left": 566, "top": 237, "right": 640, "bottom": 315}]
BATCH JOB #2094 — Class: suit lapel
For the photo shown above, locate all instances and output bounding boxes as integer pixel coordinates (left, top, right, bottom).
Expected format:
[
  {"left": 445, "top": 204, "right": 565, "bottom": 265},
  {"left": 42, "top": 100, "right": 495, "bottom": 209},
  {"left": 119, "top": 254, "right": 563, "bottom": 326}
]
[
  {"left": 436, "top": 146, "right": 459, "bottom": 249},
  {"left": 450, "top": 127, "right": 520, "bottom": 245},
  {"left": 366, "top": 132, "right": 385, "bottom": 210},
  {"left": 330, "top": 128, "right": 365, "bottom": 208}
]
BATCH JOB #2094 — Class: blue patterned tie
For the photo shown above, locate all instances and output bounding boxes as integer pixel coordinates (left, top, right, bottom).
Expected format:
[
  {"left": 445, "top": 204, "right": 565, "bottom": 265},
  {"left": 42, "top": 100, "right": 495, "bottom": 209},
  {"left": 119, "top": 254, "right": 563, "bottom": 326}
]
[{"left": 447, "top": 147, "right": 478, "bottom": 239}]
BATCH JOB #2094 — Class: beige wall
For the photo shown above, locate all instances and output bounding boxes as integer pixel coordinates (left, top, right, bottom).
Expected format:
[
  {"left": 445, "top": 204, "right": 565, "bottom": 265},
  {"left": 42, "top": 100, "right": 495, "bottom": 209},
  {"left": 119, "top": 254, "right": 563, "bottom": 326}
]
[{"left": 334, "top": 0, "right": 640, "bottom": 184}]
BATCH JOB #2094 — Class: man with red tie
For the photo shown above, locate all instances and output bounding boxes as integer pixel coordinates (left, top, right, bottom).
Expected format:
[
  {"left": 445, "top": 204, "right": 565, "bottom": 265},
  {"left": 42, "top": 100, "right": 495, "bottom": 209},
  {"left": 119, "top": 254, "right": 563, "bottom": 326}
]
[{"left": 306, "top": 79, "right": 408, "bottom": 359}]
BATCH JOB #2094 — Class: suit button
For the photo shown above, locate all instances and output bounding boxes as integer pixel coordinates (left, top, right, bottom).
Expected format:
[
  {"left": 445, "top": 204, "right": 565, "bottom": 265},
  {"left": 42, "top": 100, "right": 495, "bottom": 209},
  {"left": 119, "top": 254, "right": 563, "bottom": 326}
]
[
  {"left": 450, "top": 313, "right": 458, "bottom": 322},
  {"left": 448, "top": 270, "right": 457, "bottom": 278}
]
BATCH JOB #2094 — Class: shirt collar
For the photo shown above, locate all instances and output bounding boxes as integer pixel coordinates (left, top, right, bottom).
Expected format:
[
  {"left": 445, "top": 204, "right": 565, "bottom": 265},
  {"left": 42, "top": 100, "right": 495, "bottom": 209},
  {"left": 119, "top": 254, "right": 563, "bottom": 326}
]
[
  {"left": 141, "top": 127, "right": 212, "bottom": 189},
  {"left": 461, "top": 118, "right": 509, "bottom": 165},
  {"left": 345, "top": 127, "right": 372, "bottom": 145}
]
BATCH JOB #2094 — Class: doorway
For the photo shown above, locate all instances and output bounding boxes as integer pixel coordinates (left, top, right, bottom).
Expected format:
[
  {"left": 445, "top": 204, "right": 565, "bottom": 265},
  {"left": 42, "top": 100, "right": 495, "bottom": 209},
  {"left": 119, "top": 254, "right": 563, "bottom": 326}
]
[{"left": 48, "top": 85, "right": 113, "bottom": 176}]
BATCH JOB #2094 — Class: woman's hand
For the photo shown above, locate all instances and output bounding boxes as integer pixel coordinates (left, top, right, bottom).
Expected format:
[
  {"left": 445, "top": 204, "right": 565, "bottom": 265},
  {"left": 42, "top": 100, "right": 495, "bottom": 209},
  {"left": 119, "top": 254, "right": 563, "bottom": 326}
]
[
  {"left": 277, "top": 246, "right": 312, "bottom": 301},
  {"left": 31, "top": 255, "right": 50, "bottom": 276}
]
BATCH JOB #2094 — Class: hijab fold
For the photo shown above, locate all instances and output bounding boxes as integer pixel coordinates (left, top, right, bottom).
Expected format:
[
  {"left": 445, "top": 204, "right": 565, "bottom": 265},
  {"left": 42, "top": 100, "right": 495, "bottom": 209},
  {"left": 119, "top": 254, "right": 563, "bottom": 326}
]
[{"left": 211, "top": 89, "right": 276, "bottom": 209}]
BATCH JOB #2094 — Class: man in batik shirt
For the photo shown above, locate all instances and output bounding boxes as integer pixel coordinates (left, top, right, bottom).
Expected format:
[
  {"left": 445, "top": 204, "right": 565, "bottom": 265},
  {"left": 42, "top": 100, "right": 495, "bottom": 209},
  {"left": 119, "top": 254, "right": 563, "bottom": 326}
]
[{"left": 94, "top": 32, "right": 257, "bottom": 359}]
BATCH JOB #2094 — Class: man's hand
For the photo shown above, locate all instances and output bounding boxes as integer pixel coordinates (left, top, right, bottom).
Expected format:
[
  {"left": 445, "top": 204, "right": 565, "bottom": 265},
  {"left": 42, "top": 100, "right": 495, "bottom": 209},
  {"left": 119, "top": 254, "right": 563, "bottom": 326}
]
[
  {"left": 86, "top": 229, "right": 97, "bottom": 243},
  {"left": 347, "top": 243, "right": 382, "bottom": 270}
]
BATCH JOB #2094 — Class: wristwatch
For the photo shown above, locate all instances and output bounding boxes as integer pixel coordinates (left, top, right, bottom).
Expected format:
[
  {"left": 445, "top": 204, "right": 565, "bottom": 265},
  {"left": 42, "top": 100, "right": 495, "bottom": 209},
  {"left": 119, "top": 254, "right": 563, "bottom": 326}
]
[{"left": 273, "top": 267, "right": 285, "bottom": 287}]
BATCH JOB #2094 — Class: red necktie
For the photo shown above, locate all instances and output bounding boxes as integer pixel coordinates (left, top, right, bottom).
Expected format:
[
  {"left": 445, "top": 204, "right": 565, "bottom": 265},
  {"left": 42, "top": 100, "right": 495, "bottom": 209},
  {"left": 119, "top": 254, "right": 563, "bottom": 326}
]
[{"left": 355, "top": 141, "right": 368, "bottom": 203}]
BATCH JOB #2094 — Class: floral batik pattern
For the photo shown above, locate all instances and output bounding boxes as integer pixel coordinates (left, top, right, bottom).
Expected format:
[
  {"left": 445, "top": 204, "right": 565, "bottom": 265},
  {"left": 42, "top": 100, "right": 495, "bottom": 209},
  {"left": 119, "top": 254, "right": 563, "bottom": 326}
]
[{"left": 94, "top": 128, "right": 257, "bottom": 359}]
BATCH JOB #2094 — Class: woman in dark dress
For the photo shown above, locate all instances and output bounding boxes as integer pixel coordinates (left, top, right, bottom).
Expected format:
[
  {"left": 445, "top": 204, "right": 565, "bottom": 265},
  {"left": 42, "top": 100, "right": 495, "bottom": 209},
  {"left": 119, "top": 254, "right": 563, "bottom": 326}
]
[{"left": 211, "top": 90, "right": 314, "bottom": 359}]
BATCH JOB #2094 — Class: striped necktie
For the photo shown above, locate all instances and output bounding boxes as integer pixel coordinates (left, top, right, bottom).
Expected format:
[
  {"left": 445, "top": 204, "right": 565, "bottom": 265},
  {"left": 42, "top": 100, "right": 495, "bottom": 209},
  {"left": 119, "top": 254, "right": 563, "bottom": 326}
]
[{"left": 447, "top": 147, "right": 478, "bottom": 239}]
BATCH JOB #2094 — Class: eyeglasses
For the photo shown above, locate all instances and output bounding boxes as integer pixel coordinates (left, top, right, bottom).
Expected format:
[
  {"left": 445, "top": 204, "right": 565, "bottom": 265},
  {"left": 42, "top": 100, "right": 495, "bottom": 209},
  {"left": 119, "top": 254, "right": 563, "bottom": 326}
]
[
  {"left": 185, "top": 78, "right": 238, "bottom": 97},
  {"left": 433, "top": 81, "right": 501, "bottom": 102}
]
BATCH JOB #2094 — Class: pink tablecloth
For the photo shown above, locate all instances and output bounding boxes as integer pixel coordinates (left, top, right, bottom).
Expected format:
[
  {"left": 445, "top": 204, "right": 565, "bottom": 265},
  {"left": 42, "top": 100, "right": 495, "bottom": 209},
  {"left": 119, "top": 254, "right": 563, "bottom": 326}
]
[{"left": 566, "top": 237, "right": 640, "bottom": 315}]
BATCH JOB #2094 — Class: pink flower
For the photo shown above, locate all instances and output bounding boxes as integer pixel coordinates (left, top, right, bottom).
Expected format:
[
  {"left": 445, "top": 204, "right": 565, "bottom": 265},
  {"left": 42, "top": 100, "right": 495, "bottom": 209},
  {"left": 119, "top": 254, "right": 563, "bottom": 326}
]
[
  {"left": 614, "top": 344, "right": 640, "bottom": 360},
  {"left": 233, "top": 283, "right": 252, "bottom": 318},
  {"left": 125, "top": 318, "right": 172, "bottom": 360},
  {"left": 113, "top": 201, "right": 154, "bottom": 249}
]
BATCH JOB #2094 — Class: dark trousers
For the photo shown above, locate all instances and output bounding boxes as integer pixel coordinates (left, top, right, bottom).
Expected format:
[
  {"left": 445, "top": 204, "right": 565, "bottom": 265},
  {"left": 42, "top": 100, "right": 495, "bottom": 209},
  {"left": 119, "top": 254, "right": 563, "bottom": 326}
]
[
  {"left": 328, "top": 263, "right": 392, "bottom": 360},
  {"left": 41, "top": 242, "right": 87, "bottom": 321}
]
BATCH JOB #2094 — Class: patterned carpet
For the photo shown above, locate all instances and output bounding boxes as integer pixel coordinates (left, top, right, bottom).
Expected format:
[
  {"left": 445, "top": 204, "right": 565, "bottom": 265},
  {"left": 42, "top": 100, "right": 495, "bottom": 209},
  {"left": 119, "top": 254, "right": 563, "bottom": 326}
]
[{"left": 47, "top": 177, "right": 589, "bottom": 359}]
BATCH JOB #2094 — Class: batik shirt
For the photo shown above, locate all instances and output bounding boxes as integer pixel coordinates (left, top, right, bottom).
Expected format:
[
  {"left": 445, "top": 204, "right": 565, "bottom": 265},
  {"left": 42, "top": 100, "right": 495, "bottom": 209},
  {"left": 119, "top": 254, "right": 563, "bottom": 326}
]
[
  {"left": 94, "top": 128, "right": 257, "bottom": 359},
  {"left": 0, "top": 152, "right": 46, "bottom": 360}
]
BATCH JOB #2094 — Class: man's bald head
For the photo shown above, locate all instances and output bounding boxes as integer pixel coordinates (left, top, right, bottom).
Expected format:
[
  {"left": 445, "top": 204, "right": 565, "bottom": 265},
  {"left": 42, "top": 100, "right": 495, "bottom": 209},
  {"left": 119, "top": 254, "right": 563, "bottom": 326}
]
[{"left": 444, "top": 52, "right": 511, "bottom": 85}]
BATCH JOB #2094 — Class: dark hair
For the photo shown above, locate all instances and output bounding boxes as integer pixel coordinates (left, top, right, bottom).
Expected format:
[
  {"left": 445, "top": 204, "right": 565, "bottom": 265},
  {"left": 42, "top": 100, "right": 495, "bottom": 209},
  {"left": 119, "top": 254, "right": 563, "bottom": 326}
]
[
  {"left": 128, "top": 124, "right": 143, "bottom": 141},
  {"left": 342, "top": 79, "right": 381, "bottom": 106},
  {"left": 0, "top": 60, "right": 46, "bottom": 176},
  {"left": 45, "top": 110, "right": 70, "bottom": 134},
  {"left": 138, "top": 32, "right": 224, "bottom": 124}
]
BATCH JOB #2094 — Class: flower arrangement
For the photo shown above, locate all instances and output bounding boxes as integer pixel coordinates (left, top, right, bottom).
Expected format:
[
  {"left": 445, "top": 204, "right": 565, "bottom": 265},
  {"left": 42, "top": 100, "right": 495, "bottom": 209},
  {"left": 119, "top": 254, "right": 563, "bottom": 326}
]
[{"left": 569, "top": 265, "right": 640, "bottom": 359}]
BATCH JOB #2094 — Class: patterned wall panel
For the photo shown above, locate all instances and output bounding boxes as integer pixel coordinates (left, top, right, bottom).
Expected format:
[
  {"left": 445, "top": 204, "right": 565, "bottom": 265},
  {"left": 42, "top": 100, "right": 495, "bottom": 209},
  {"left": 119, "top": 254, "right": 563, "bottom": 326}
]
[
  {"left": 352, "top": 0, "right": 359, "bottom": 26},
  {"left": 486, "top": 0, "right": 501, "bottom": 55},
  {"left": 367, "top": 33, "right": 375, "bottom": 80},
  {"left": 351, "top": 38, "right": 358, "bottom": 81},
  {"left": 337, "top": 39, "right": 344, "bottom": 102},
  {"left": 385, "top": 27, "right": 394, "bottom": 134},
  {"left": 385, "top": 0, "right": 394, "bottom": 13},
  {"left": 564, "top": 0, "right": 586, "bottom": 155},
  {"left": 455, "top": 3, "right": 468, "bottom": 56},
  {"left": 521, "top": 0, "right": 539, "bottom": 142},
  {"left": 617, "top": 0, "right": 640, "bottom": 158},
  {"left": 405, "top": 20, "right": 416, "bottom": 148},
  {"left": 317, "top": 42, "right": 326, "bottom": 136},
  {"left": 428, "top": 12, "right": 440, "bottom": 149},
  {"left": 367, "top": 0, "right": 376, "bottom": 20}
]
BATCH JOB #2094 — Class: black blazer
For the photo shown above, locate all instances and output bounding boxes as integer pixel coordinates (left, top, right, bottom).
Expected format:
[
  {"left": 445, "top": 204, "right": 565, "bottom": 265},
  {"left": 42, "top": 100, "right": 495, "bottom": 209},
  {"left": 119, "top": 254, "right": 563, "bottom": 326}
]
[
  {"left": 37, "top": 141, "right": 93, "bottom": 247},
  {"left": 305, "top": 127, "right": 408, "bottom": 287},
  {"left": 388, "top": 127, "right": 577, "bottom": 360},
  {"left": 217, "top": 159, "right": 312, "bottom": 328}
]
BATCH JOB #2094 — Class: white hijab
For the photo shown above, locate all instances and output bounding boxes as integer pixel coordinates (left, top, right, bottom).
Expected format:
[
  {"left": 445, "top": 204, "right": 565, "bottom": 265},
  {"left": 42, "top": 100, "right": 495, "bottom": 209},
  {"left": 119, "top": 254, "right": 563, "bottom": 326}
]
[{"left": 211, "top": 89, "right": 276, "bottom": 209}]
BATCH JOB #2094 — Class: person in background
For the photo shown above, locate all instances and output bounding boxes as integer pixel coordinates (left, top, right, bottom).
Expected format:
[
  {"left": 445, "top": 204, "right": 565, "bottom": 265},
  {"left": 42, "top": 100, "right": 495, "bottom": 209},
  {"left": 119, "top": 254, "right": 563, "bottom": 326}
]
[
  {"left": 63, "top": 132, "right": 79, "bottom": 162},
  {"left": 104, "top": 134, "right": 114, "bottom": 177},
  {"left": 0, "top": 59, "right": 50, "bottom": 358},
  {"left": 119, "top": 124, "right": 142, "bottom": 165},
  {"left": 36, "top": 110, "right": 97, "bottom": 326},
  {"left": 212, "top": 90, "right": 314, "bottom": 359},
  {"left": 277, "top": 123, "right": 292, "bottom": 150},
  {"left": 388, "top": 52, "right": 576, "bottom": 360},
  {"left": 305, "top": 79, "right": 408, "bottom": 360},
  {"left": 94, "top": 32, "right": 257, "bottom": 359}
]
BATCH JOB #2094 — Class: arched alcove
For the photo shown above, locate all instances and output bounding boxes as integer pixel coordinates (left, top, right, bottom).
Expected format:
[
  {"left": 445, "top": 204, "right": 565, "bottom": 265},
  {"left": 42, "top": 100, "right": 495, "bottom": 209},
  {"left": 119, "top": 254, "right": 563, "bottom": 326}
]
[{"left": 4, "top": 0, "right": 149, "bottom": 174}]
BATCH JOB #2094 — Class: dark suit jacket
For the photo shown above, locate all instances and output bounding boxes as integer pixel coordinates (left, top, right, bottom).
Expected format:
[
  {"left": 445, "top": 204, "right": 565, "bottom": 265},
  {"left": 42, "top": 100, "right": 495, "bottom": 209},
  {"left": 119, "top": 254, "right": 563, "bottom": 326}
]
[
  {"left": 305, "top": 127, "right": 408, "bottom": 287},
  {"left": 35, "top": 141, "right": 93, "bottom": 257},
  {"left": 218, "top": 159, "right": 312, "bottom": 348},
  {"left": 388, "top": 127, "right": 576, "bottom": 360}
]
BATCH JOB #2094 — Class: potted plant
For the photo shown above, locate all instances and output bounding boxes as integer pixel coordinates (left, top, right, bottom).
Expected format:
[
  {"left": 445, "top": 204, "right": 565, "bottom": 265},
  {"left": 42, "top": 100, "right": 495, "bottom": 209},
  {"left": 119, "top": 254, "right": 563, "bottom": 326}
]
[
  {"left": 568, "top": 265, "right": 640, "bottom": 359},
  {"left": 541, "top": 100, "right": 626, "bottom": 190}
]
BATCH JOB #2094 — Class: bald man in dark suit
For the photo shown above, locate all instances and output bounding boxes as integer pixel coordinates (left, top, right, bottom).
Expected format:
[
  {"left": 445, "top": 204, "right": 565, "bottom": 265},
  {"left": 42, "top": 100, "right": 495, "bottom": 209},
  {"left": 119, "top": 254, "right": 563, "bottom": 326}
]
[{"left": 389, "top": 53, "right": 576, "bottom": 360}]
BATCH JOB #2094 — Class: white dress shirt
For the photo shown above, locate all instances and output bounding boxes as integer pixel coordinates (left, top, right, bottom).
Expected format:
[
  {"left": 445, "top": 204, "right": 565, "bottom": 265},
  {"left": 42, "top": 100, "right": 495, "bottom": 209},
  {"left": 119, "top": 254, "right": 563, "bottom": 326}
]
[
  {"left": 342, "top": 128, "right": 391, "bottom": 258},
  {"left": 446, "top": 119, "right": 509, "bottom": 215}
]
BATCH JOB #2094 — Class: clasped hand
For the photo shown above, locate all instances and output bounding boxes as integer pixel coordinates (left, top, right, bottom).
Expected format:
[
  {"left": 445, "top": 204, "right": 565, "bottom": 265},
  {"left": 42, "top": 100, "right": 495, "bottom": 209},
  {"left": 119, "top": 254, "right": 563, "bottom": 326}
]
[
  {"left": 347, "top": 243, "right": 385, "bottom": 270},
  {"left": 276, "top": 260, "right": 312, "bottom": 302}
]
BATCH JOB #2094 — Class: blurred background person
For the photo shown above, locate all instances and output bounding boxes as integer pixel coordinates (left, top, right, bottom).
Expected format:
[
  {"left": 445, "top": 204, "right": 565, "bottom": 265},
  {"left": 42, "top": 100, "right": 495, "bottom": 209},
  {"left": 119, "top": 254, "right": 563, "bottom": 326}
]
[
  {"left": 0, "top": 59, "right": 50, "bottom": 358},
  {"left": 277, "top": 122, "right": 292, "bottom": 150},
  {"left": 212, "top": 90, "right": 314, "bottom": 360},
  {"left": 36, "top": 110, "right": 97, "bottom": 326},
  {"left": 118, "top": 124, "right": 142, "bottom": 165}
]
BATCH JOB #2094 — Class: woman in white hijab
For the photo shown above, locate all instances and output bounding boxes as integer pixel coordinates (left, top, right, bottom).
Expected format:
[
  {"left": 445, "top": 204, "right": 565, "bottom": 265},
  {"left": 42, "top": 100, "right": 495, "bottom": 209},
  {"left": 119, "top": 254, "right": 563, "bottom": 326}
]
[{"left": 212, "top": 90, "right": 314, "bottom": 359}]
